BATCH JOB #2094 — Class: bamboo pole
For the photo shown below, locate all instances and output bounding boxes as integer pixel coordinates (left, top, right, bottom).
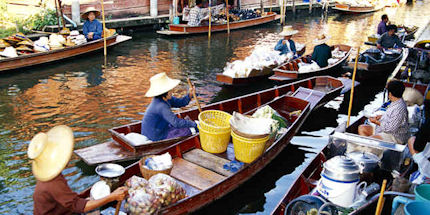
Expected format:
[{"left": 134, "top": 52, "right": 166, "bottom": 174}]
[
  {"left": 226, "top": 0, "right": 230, "bottom": 34},
  {"left": 101, "top": 0, "right": 108, "bottom": 66},
  {"left": 114, "top": 201, "right": 121, "bottom": 215},
  {"left": 375, "top": 179, "right": 387, "bottom": 215},
  {"left": 208, "top": 0, "right": 212, "bottom": 39},
  {"left": 187, "top": 78, "right": 202, "bottom": 112},
  {"left": 270, "top": 0, "right": 272, "bottom": 12},
  {"left": 346, "top": 47, "right": 360, "bottom": 127},
  {"left": 54, "top": 0, "right": 61, "bottom": 30},
  {"left": 58, "top": 0, "right": 66, "bottom": 29}
]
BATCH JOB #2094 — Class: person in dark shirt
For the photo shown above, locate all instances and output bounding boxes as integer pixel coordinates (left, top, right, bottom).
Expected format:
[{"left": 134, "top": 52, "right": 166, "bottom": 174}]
[
  {"left": 377, "top": 25, "right": 406, "bottom": 49},
  {"left": 82, "top": 7, "right": 103, "bottom": 41},
  {"left": 377, "top": 14, "right": 389, "bottom": 35},
  {"left": 311, "top": 34, "right": 332, "bottom": 67},
  {"left": 274, "top": 26, "right": 299, "bottom": 56}
]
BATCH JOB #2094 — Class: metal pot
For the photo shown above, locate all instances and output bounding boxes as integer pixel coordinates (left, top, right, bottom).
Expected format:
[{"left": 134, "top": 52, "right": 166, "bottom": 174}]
[
  {"left": 322, "top": 155, "right": 360, "bottom": 182},
  {"left": 346, "top": 151, "right": 380, "bottom": 174},
  {"left": 95, "top": 163, "right": 125, "bottom": 189}
]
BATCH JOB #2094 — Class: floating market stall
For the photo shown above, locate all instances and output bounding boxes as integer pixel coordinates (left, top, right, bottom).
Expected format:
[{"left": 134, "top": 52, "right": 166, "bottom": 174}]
[
  {"left": 216, "top": 45, "right": 306, "bottom": 86},
  {"left": 366, "top": 25, "right": 419, "bottom": 46},
  {"left": 0, "top": 32, "right": 131, "bottom": 72},
  {"left": 333, "top": 0, "right": 384, "bottom": 13},
  {"left": 157, "top": 11, "right": 280, "bottom": 36},
  {"left": 80, "top": 94, "right": 312, "bottom": 214},
  {"left": 74, "top": 76, "right": 344, "bottom": 165},
  {"left": 270, "top": 44, "right": 352, "bottom": 82}
]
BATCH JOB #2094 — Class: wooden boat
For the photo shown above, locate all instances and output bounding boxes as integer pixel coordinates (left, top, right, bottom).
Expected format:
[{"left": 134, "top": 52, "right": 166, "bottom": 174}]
[
  {"left": 0, "top": 35, "right": 132, "bottom": 72},
  {"left": 156, "top": 12, "right": 280, "bottom": 36},
  {"left": 74, "top": 76, "right": 345, "bottom": 165},
  {"left": 269, "top": 44, "right": 352, "bottom": 82},
  {"left": 415, "top": 40, "right": 430, "bottom": 50},
  {"left": 332, "top": 3, "right": 384, "bottom": 13},
  {"left": 365, "top": 26, "right": 419, "bottom": 46},
  {"left": 216, "top": 46, "right": 306, "bottom": 86},
  {"left": 79, "top": 94, "right": 311, "bottom": 214},
  {"left": 345, "top": 48, "right": 404, "bottom": 82}
]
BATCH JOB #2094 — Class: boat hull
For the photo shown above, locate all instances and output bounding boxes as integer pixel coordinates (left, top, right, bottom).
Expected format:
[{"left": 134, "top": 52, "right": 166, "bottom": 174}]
[
  {"left": 333, "top": 4, "right": 384, "bottom": 13},
  {"left": 0, "top": 35, "right": 131, "bottom": 72}
]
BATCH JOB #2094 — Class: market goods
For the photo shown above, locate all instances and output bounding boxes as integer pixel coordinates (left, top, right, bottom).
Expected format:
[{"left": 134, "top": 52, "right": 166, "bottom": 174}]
[
  {"left": 230, "top": 111, "right": 274, "bottom": 136},
  {"left": 144, "top": 153, "right": 172, "bottom": 171},
  {"left": 149, "top": 173, "right": 186, "bottom": 206},
  {"left": 125, "top": 176, "right": 161, "bottom": 215},
  {"left": 252, "top": 105, "right": 289, "bottom": 130}
]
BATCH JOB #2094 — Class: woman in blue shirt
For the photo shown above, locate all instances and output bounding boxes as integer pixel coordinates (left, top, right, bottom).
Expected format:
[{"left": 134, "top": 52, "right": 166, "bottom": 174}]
[
  {"left": 141, "top": 73, "right": 197, "bottom": 141},
  {"left": 274, "top": 26, "right": 299, "bottom": 57},
  {"left": 81, "top": 7, "right": 103, "bottom": 41}
]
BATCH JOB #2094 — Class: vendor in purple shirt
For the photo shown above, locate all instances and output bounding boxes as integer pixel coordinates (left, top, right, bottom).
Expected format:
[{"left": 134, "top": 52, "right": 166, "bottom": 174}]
[
  {"left": 377, "top": 14, "right": 389, "bottom": 35},
  {"left": 81, "top": 7, "right": 103, "bottom": 41},
  {"left": 141, "top": 73, "right": 197, "bottom": 141}
]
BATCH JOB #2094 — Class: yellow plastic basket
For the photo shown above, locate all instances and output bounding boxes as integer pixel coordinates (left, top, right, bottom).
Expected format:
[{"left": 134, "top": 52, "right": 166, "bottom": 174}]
[
  {"left": 231, "top": 131, "right": 269, "bottom": 163},
  {"left": 198, "top": 110, "right": 232, "bottom": 133},
  {"left": 198, "top": 124, "right": 231, "bottom": 153},
  {"left": 368, "top": 36, "right": 378, "bottom": 43}
]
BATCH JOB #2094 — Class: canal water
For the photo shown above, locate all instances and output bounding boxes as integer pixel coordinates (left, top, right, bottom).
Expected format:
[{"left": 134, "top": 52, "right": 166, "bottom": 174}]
[{"left": 0, "top": 2, "right": 429, "bottom": 214}]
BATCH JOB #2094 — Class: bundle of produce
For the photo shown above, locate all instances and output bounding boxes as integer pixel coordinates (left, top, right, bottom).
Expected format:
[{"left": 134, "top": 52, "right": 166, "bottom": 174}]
[
  {"left": 49, "top": 34, "right": 66, "bottom": 50},
  {"left": 230, "top": 111, "right": 275, "bottom": 136},
  {"left": 0, "top": 46, "right": 18, "bottom": 58},
  {"left": 331, "top": 47, "right": 346, "bottom": 59},
  {"left": 298, "top": 61, "right": 320, "bottom": 73},
  {"left": 223, "top": 46, "right": 288, "bottom": 78},
  {"left": 144, "top": 153, "right": 173, "bottom": 171},
  {"left": 252, "top": 105, "right": 289, "bottom": 132},
  {"left": 34, "top": 37, "right": 50, "bottom": 52},
  {"left": 229, "top": 9, "right": 261, "bottom": 20},
  {"left": 124, "top": 176, "right": 161, "bottom": 215},
  {"left": 149, "top": 173, "right": 187, "bottom": 206},
  {"left": 336, "top": 0, "right": 373, "bottom": 7},
  {"left": 119, "top": 132, "right": 152, "bottom": 146}
]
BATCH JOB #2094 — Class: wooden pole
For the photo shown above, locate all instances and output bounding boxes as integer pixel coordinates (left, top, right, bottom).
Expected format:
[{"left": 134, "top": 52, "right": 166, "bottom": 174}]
[
  {"left": 208, "top": 0, "right": 212, "bottom": 39},
  {"left": 347, "top": 47, "right": 360, "bottom": 127},
  {"left": 101, "top": 0, "right": 108, "bottom": 66},
  {"left": 114, "top": 201, "right": 121, "bottom": 215},
  {"left": 187, "top": 78, "right": 202, "bottom": 112},
  {"left": 281, "top": 0, "right": 285, "bottom": 24},
  {"left": 54, "top": 0, "right": 61, "bottom": 30},
  {"left": 58, "top": 0, "right": 66, "bottom": 29},
  {"left": 270, "top": 0, "right": 272, "bottom": 12},
  {"left": 226, "top": 0, "right": 230, "bottom": 34},
  {"left": 375, "top": 179, "right": 387, "bottom": 215},
  {"left": 293, "top": 0, "right": 296, "bottom": 15}
]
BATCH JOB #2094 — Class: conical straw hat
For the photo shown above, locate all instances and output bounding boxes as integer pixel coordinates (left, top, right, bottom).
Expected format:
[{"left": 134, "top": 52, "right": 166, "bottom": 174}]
[
  {"left": 313, "top": 33, "right": 331, "bottom": 45},
  {"left": 27, "top": 125, "right": 74, "bottom": 182},
  {"left": 81, "top": 7, "right": 101, "bottom": 20},
  {"left": 279, "top": 26, "right": 299, "bottom": 36},
  {"left": 145, "top": 73, "right": 181, "bottom": 97}
]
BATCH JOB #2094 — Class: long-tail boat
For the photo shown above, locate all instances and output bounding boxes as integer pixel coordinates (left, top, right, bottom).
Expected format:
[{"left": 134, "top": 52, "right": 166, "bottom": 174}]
[
  {"left": 269, "top": 45, "right": 352, "bottom": 82},
  {"left": 332, "top": 3, "right": 384, "bottom": 13},
  {"left": 216, "top": 47, "right": 306, "bottom": 86},
  {"left": 0, "top": 35, "right": 132, "bottom": 72},
  {"left": 74, "top": 76, "right": 345, "bottom": 165},
  {"left": 79, "top": 94, "right": 311, "bottom": 214},
  {"left": 270, "top": 81, "right": 429, "bottom": 215},
  {"left": 344, "top": 48, "right": 405, "bottom": 82},
  {"left": 156, "top": 12, "right": 280, "bottom": 36}
]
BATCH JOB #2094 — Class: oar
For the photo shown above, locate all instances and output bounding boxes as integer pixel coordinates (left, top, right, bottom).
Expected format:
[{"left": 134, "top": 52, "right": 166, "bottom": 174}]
[
  {"left": 114, "top": 200, "right": 121, "bottom": 215},
  {"left": 346, "top": 47, "right": 360, "bottom": 127},
  {"left": 208, "top": 0, "right": 212, "bottom": 39},
  {"left": 101, "top": 0, "right": 108, "bottom": 66},
  {"left": 187, "top": 78, "right": 202, "bottom": 112},
  {"left": 375, "top": 179, "right": 387, "bottom": 215}
]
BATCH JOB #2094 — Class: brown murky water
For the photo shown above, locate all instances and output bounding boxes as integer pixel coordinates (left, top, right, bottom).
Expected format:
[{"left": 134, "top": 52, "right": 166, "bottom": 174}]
[{"left": 0, "top": 2, "right": 429, "bottom": 213}]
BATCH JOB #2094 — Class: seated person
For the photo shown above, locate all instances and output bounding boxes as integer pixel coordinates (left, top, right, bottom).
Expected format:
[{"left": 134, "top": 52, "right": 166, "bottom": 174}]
[
  {"left": 82, "top": 7, "right": 103, "bottom": 41},
  {"left": 274, "top": 26, "right": 299, "bottom": 57},
  {"left": 141, "top": 73, "right": 197, "bottom": 141},
  {"left": 358, "top": 80, "right": 409, "bottom": 144},
  {"left": 376, "top": 24, "right": 406, "bottom": 50},
  {"left": 188, "top": 0, "right": 209, "bottom": 26},
  {"left": 408, "top": 100, "right": 430, "bottom": 183},
  {"left": 29, "top": 125, "right": 128, "bottom": 215},
  {"left": 311, "top": 34, "right": 332, "bottom": 67},
  {"left": 377, "top": 14, "right": 389, "bottom": 35}
]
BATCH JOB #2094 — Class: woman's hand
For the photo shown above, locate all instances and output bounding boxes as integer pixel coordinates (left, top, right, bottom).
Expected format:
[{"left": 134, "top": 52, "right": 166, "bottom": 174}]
[
  {"left": 88, "top": 32, "right": 94, "bottom": 39},
  {"left": 189, "top": 85, "right": 196, "bottom": 98},
  {"left": 408, "top": 136, "right": 417, "bottom": 155},
  {"left": 111, "top": 186, "right": 128, "bottom": 201}
]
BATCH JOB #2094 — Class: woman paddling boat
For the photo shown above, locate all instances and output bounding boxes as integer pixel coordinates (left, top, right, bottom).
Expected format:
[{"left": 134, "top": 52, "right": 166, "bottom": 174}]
[{"left": 141, "top": 73, "right": 198, "bottom": 141}]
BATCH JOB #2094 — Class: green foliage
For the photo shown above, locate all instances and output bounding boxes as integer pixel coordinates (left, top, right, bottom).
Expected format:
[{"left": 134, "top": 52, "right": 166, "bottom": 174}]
[{"left": 28, "top": 8, "right": 58, "bottom": 31}]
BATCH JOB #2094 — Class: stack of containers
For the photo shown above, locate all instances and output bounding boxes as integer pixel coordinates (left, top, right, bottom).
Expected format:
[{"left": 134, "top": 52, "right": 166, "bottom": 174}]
[{"left": 198, "top": 110, "right": 232, "bottom": 153}]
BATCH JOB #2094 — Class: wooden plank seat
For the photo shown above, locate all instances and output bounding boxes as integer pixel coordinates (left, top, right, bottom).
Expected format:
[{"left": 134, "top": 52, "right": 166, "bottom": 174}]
[{"left": 183, "top": 149, "right": 234, "bottom": 177}]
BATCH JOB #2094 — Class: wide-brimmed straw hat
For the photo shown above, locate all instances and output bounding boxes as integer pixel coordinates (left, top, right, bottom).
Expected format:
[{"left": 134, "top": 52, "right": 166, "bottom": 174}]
[
  {"left": 313, "top": 33, "right": 331, "bottom": 45},
  {"left": 279, "top": 26, "right": 299, "bottom": 36},
  {"left": 81, "top": 7, "right": 101, "bottom": 20},
  {"left": 17, "top": 40, "right": 34, "bottom": 47},
  {"left": 16, "top": 45, "right": 33, "bottom": 52},
  {"left": 145, "top": 73, "right": 181, "bottom": 97},
  {"left": 0, "top": 39, "right": 10, "bottom": 48},
  {"left": 27, "top": 125, "right": 74, "bottom": 182},
  {"left": 0, "top": 46, "right": 18, "bottom": 58}
]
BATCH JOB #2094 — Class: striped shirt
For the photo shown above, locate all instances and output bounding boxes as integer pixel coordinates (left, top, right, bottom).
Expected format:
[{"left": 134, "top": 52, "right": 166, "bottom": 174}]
[
  {"left": 376, "top": 98, "right": 409, "bottom": 143},
  {"left": 188, "top": 6, "right": 204, "bottom": 26}
]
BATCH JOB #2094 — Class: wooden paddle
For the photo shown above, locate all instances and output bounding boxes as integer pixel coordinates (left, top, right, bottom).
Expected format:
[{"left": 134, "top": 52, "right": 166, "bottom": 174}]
[
  {"left": 114, "top": 200, "right": 121, "bottom": 215},
  {"left": 375, "top": 179, "right": 387, "bottom": 215},
  {"left": 187, "top": 78, "right": 202, "bottom": 112}
]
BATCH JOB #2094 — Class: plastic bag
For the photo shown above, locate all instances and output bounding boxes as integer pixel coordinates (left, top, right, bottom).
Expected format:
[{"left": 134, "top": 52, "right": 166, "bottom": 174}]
[
  {"left": 125, "top": 176, "right": 161, "bottom": 215},
  {"left": 149, "top": 173, "right": 187, "bottom": 206}
]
